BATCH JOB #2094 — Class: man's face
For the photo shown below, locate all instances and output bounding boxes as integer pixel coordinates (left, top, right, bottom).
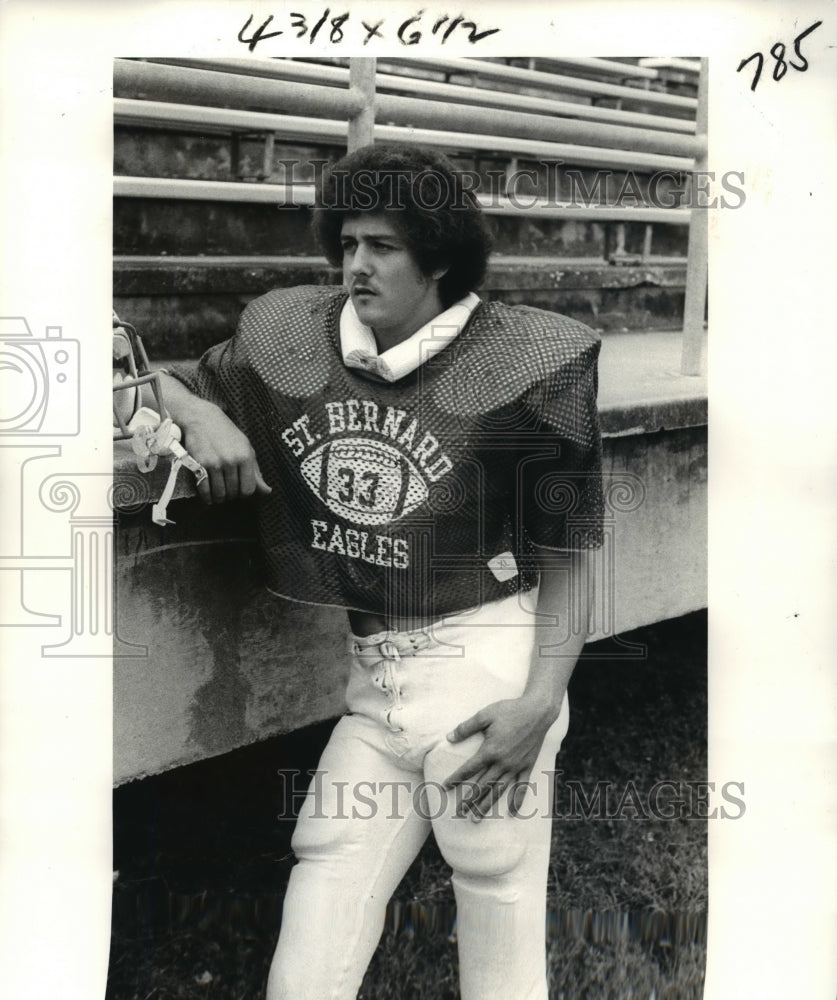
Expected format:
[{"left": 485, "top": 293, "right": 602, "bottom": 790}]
[{"left": 340, "top": 213, "right": 446, "bottom": 351}]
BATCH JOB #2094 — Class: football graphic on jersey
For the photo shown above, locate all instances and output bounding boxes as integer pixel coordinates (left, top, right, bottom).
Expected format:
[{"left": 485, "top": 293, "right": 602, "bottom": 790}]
[{"left": 300, "top": 438, "right": 429, "bottom": 526}]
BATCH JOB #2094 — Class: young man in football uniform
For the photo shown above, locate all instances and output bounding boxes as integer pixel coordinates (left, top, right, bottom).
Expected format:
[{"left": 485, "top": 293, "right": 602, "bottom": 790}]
[{"left": 155, "top": 144, "right": 604, "bottom": 1000}]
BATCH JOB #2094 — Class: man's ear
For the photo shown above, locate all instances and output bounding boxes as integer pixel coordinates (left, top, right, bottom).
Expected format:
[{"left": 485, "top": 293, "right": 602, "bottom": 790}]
[{"left": 431, "top": 264, "right": 449, "bottom": 282}]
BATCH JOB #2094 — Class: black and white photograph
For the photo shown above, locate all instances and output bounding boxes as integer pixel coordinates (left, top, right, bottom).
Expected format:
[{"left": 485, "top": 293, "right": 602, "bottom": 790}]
[
  {"left": 1, "top": 5, "right": 835, "bottom": 1000},
  {"left": 109, "top": 53, "right": 709, "bottom": 1000}
]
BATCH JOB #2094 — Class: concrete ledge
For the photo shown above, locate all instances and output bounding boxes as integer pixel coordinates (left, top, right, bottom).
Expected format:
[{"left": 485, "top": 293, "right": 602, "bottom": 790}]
[
  {"left": 113, "top": 256, "right": 690, "bottom": 353},
  {"left": 597, "top": 328, "right": 706, "bottom": 435},
  {"left": 114, "top": 503, "right": 351, "bottom": 783},
  {"left": 113, "top": 255, "right": 687, "bottom": 296}
]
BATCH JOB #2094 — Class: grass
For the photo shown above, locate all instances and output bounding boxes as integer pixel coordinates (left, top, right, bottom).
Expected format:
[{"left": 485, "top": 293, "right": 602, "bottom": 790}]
[{"left": 107, "top": 610, "right": 707, "bottom": 999}]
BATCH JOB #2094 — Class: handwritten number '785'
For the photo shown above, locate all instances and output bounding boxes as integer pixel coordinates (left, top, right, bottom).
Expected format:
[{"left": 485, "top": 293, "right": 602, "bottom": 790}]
[{"left": 737, "top": 21, "right": 822, "bottom": 91}]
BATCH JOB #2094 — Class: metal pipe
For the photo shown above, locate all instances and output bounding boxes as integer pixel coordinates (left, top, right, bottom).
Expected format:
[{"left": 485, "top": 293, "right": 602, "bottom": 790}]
[
  {"left": 348, "top": 58, "right": 376, "bottom": 152},
  {"left": 391, "top": 57, "right": 697, "bottom": 110},
  {"left": 113, "top": 59, "right": 365, "bottom": 117},
  {"left": 148, "top": 54, "right": 668, "bottom": 93},
  {"left": 144, "top": 57, "right": 350, "bottom": 87},
  {"left": 373, "top": 70, "right": 694, "bottom": 134},
  {"left": 478, "top": 199, "right": 689, "bottom": 223},
  {"left": 114, "top": 100, "right": 695, "bottom": 173},
  {"left": 533, "top": 57, "right": 659, "bottom": 80},
  {"left": 115, "top": 59, "right": 704, "bottom": 158},
  {"left": 530, "top": 57, "right": 659, "bottom": 81},
  {"left": 114, "top": 98, "right": 349, "bottom": 141},
  {"left": 639, "top": 58, "right": 702, "bottom": 75},
  {"left": 113, "top": 177, "right": 318, "bottom": 204},
  {"left": 680, "top": 59, "right": 709, "bottom": 376},
  {"left": 113, "top": 176, "right": 690, "bottom": 224},
  {"left": 150, "top": 56, "right": 694, "bottom": 133},
  {"left": 373, "top": 91, "right": 703, "bottom": 157}
]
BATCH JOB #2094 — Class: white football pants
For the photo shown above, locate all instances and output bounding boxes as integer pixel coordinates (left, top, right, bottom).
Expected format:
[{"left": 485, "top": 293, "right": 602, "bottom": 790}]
[{"left": 266, "top": 591, "right": 569, "bottom": 1000}]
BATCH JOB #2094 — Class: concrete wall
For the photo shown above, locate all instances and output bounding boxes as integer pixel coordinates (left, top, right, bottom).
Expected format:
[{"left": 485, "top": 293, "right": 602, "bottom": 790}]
[
  {"left": 113, "top": 416, "right": 706, "bottom": 784},
  {"left": 114, "top": 530, "right": 351, "bottom": 783}
]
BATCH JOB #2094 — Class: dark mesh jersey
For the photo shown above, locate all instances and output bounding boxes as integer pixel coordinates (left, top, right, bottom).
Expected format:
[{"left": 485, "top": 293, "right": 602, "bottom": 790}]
[{"left": 171, "top": 286, "right": 604, "bottom": 618}]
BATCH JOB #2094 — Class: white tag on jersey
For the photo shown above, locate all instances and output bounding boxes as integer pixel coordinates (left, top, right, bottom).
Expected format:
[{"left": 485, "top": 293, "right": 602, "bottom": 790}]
[{"left": 487, "top": 551, "right": 518, "bottom": 582}]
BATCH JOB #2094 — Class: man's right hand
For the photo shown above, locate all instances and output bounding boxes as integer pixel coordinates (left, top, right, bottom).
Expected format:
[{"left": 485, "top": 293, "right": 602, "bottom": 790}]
[
  {"left": 151, "top": 373, "right": 271, "bottom": 505},
  {"left": 181, "top": 403, "right": 272, "bottom": 504}
]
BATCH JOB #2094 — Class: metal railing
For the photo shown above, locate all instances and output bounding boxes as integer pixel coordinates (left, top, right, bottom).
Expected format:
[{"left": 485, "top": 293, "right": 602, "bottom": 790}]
[
  {"left": 113, "top": 98, "right": 694, "bottom": 174},
  {"left": 526, "top": 57, "right": 662, "bottom": 81},
  {"left": 145, "top": 56, "right": 696, "bottom": 133},
  {"left": 113, "top": 56, "right": 708, "bottom": 375},
  {"left": 380, "top": 56, "right": 698, "bottom": 111},
  {"left": 679, "top": 59, "right": 708, "bottom": 376},
  {"left": 112, "top": 175, "right": 690, "bottom": 227},
  {"left": 114, "top": 59, "right": 702, "bottom": 158}
]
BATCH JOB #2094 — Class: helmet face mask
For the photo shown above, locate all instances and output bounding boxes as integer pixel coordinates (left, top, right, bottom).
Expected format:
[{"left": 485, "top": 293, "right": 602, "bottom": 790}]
[{"left": 112, "top": 314, "right": 167, "bottom": 439}]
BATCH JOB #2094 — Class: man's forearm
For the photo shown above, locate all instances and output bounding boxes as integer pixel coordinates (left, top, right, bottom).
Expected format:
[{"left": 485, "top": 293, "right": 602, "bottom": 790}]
[
  {"left": 142, "top": 371, "right": 221, "bottom": 429},
  {"left": 523, "top": 547, "right": 594, "bottom": 717}
]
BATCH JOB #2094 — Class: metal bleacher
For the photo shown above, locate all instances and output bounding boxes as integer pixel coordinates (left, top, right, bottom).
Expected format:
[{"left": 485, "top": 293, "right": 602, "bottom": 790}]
[{"left": 112, "top": 56, "right": 707, "bottom": 376}]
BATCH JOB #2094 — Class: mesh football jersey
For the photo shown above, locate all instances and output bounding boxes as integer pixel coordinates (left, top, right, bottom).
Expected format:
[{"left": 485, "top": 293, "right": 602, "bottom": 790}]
[{"left": 171, "top": 286, "right": 604, "bottom": 619}]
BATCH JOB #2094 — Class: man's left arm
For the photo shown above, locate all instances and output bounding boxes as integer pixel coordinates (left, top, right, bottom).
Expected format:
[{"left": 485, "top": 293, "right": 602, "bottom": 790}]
[{"left": 444, "top": 545, "right": 594, "bottom": 820}]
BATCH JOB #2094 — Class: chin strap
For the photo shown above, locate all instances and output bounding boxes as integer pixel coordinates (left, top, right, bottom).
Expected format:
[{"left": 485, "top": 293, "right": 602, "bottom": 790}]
[{"left": 127, "top": 407, "right": 207, "bottom": 526}]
